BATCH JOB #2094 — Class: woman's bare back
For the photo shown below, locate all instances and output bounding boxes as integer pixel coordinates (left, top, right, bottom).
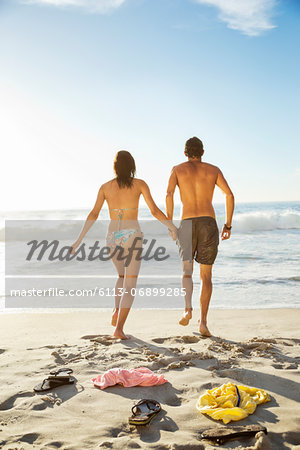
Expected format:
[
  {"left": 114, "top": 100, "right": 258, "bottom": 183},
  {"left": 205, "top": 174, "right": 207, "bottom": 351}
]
[{"left": 102, "top": 178, "right": 142, "bottom": 221}]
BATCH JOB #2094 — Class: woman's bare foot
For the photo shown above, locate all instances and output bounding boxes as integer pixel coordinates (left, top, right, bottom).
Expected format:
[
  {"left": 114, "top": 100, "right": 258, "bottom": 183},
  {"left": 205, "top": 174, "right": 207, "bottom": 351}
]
[
  {"left": 113, "top": 328, "right": 129, "bottom": 340},
  {"left": 198, "top": 321, "right": 212, "bottom": 337},
  {"left": 179, "top": 310, "right": 192, "bottom": 326},
  {"left": 111, "top": 309, "right": 119, "bottom": 327}
]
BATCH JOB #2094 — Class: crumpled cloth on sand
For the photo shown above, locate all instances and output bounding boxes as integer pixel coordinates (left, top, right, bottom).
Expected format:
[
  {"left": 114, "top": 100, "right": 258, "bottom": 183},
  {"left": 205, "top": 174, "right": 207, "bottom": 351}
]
[
  {"left": 196, "top": 382, "right": 270, "bottom": 424},
  {"left": 92, "top": 367, "right": 168, "bottom": 389}
]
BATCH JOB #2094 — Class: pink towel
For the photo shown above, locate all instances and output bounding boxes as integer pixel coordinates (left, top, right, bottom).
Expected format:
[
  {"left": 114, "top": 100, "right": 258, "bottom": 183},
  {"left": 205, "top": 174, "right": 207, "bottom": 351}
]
[{"left": 92, "top": 367, "right": 168, "bottom": 389}]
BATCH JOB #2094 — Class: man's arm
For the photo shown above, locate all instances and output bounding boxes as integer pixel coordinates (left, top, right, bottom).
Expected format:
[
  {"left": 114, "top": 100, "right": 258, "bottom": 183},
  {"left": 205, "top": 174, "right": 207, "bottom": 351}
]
[
  {"left": 166, "top": 167, "right": 177, "bottom": 220},
  {"left": 216, "top": 169, "right": 235, "bottom": 240}
]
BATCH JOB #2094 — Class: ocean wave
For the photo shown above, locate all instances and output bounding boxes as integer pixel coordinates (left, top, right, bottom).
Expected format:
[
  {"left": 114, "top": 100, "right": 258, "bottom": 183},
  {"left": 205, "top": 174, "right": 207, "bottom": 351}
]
[
  {"left": 0, "top": 221, "right": 173, "bottom": 242},
  {"left": 284, "top": 276, "right": 300, "bottom": 282},
  {"left": 215, "top": 276, "right": 300, "bottom": 286},
  {"left": 1, "top": 209, "right": 300, "bottom": 242},
  {"left": 228, "top": 210, "right": 300, "bottom": 233},
  {"left": 227, "top": 255, "right": 265, "bottom": 260}
]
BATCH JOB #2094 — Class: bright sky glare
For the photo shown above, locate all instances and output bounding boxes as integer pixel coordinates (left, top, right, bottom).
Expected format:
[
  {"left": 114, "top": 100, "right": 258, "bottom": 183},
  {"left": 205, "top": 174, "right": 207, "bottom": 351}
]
[{"left": 1, "top": 0, "right": 300, "bottom": 210}]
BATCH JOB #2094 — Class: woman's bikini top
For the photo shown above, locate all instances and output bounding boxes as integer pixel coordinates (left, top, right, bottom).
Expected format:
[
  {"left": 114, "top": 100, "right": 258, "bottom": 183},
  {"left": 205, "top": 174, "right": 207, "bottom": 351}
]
[{"left": 109, "top": 208, "right": 137, "bottom": 230}]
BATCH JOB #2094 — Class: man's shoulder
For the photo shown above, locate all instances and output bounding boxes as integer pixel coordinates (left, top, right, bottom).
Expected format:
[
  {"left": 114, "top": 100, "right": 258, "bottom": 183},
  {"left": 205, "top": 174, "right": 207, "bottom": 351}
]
[
  {"left": 174, "top": 161, "right": 220, "bottom": 172},
  {"left": 173, "top": 161, "right": 190, "bottom": 171},
  {"left": 202, "top": 162, "right": 220, "bottom": 172}
]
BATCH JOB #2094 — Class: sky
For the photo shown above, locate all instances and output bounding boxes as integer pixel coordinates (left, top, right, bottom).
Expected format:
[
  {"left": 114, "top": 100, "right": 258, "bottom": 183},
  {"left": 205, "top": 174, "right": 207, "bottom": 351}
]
[{"left": 1, "top": 0, "right": 300, "bottom": 211}]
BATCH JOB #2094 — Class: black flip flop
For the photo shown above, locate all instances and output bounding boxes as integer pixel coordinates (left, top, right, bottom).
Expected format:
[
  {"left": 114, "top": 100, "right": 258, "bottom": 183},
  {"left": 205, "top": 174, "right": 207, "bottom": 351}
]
[
  {"left": 34, "top": 376, "right": 75, "bottom": 393},
  {"left": 201, "top": 425, "right": 268, "bottom": 445},
  {"left": 50, "top": 367, "right": 73, "bottom": 376},
  {"left": 129, "top": 399, "right": 161, "bottom": 426}
]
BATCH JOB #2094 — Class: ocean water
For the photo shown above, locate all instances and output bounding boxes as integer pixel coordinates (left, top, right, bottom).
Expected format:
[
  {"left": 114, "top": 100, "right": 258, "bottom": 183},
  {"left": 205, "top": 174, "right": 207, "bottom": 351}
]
[{"left": 1, "top": 201, "right": 300, "bottom": 311}]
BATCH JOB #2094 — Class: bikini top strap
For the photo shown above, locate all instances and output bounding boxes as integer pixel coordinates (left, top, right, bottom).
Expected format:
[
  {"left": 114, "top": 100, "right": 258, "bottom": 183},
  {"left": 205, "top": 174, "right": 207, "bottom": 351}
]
[
  {"left": 109, "top": 208, "right": 137, "bottom": 224},
  {"left": 109, "top": 208, "right": 137, "bottom": 210},
  {"left": 109, "top": 208, "right": 137, "bottom": 215},
  {"left": 109, "top": 208, "right": 138, "bottom": 231}
]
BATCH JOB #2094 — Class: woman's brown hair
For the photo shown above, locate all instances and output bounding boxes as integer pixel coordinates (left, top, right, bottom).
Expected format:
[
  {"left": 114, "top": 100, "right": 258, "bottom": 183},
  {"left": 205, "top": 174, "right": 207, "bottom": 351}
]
[{"left": 114, "top": 151, "right": 136, "bottom": 188}]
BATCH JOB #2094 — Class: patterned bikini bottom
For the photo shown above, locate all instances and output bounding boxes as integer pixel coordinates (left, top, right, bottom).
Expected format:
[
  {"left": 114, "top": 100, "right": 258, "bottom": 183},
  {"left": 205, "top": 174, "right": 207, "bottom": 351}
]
[{"left": 106, "top": 229, "right": 142, "bottom": 251}]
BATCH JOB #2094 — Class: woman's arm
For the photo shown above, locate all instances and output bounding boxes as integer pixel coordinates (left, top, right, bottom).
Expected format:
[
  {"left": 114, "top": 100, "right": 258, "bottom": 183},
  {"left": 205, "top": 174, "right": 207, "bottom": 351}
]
[
  {"left": 71, "top": 186, "right": 105, "bottom": 254},
  {"left": 140, "top": 180, "right": 177, "bottom": 237}
]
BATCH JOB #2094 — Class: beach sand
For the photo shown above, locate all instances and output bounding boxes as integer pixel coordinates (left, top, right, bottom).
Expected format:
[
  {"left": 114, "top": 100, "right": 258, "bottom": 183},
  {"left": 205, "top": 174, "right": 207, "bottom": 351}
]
[{"left": 0, "top": 309, "right": 299, "bottom": 449}]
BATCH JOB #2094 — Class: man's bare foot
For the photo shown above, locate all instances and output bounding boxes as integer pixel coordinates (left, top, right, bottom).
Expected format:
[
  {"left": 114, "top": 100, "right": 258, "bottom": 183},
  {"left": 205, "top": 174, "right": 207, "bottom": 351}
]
[
  {"left": 111, "top": 309, "right": 119, "bottom": 327},
  {"left": 113, "top": 329, "right": 129, "bottom": 340},
  {"left": 179, "top": 310, "right": 192, "bottom": 326},
  {"left": 198, "top": 321, "right": 212, "bottom": 337}
]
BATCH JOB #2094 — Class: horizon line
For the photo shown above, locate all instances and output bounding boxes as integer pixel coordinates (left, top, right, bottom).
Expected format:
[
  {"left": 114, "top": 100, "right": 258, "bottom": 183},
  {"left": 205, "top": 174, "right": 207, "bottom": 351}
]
[{"left": 1, "top": 200, "right": 300, "bottom": 214}]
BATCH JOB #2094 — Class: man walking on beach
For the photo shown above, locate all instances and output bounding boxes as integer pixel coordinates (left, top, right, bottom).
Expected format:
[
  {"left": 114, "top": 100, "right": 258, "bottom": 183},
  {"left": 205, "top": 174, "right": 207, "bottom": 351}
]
[{"left": 166, "top": 137, "right": 234, "bottom": 336}]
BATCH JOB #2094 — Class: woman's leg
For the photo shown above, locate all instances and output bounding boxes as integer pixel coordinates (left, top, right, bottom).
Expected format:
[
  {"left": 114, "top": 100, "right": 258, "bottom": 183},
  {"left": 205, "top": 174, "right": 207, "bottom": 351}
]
[
  {"left": 110, "top": 253, "right": 125, "bottom": 326},
  {"left": 114, "top": 243, "right": 142, "bottom": 340}
]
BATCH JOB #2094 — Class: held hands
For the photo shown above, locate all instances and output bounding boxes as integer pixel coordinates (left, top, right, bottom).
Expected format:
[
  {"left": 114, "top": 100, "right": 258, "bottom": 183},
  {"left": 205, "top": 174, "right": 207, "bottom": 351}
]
[
  {"left": 221, "top": 225, "right": 231, "bottom": 240},
  {"left": 168, "top": 226, "right": 178, "bottom": 241},
  {"left": 70, "top": 240, "right": 82, "bottom": 255}
]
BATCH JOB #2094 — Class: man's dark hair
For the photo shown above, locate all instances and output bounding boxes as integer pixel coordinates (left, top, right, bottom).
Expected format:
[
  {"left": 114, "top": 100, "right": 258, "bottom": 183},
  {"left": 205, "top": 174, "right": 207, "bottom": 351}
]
[
  {"left": 184, "top": 137, "right": 204, "bottom": 159},
  {"left": 114, "top": 150, "right": 136, "bottom": 188}
]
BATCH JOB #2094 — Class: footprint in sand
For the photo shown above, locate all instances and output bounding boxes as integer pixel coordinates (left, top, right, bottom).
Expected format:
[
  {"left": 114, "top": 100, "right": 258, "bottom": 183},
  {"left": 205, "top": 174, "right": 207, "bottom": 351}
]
[
  {"left": 81, "top": 335, "right": 117, "bottom": 346},
  {"left": 99, "top": 441, "right": 113, "bottom": 448},
  {"left": 140, "top": 346, "right": 160, "bottom": 361},
  {"left": 279, "top": 338, "right": 300, "bottom": 346},
  {"left": 152, "top": 336, "right": 200, "bottom": 345},
  {"left": 51, "top": 339, "right": 108, "bottom": 364},
  {"left": 208, "top": 339, "right": 234, "bottom": 352},
  {"left": 215, "top": 367, "right": 256, "bottom": 384},
  {"left": 243, "top": 342, "right": 273, "bottom": 351},
  {"left": 27, "top": 344, "right": 66, "bottom": 351},
  {"left": 153, "top": 348, "right": 213, "bottom": 371},
  {"left": 17, "top": 432, "right": 40, "bottom": 445},
  {"left": 248, "top": 337, "right": 277, "bottom": 344},
  {"left": 272, "top": 362, "right": 298, "bottom": 370},
  {"left": 105, "top": 425, "right": 129, "bottom": 439},
  {"left": 243, "top": 338, "right": 299, "bottom": 367},
  {"left": 0, "top": 391, "right": 35, "bottom": 411},
  {"left": 282, "top": 430, "right": 300, "bottom": 446},
  {"left": 51, "top": 350, "right": 67, "bottom": 365},
  {"left": 32, "top": 402, "right": 52, "bottom": 411},
  {"left": 207, "top": 338, "right": 279, "bottom": 362},
  {"left": 45, "top": 441, "right": 64, "bottom": 448},
  {"left": 166, "top": 360, "right": 195, "bottom": 370}
]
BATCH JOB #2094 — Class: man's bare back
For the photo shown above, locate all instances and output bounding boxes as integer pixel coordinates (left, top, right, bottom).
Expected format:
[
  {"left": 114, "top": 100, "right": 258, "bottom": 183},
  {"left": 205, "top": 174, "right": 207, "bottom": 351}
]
[
  {"left": 167, "top": 159, "right": 233, "bottom": 226},
  {"left": 173, "top": 160, "right": 219, "bottom": 220}
]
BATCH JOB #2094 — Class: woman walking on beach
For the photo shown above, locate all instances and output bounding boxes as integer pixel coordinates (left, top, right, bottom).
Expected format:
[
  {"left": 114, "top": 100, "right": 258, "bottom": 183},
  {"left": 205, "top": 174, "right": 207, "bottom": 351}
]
[{"left": 71, "top": 151, "right": 176, "bottom": 339}]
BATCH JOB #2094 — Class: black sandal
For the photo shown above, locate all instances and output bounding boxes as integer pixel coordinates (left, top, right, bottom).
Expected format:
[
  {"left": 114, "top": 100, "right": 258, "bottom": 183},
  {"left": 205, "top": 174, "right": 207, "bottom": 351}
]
[
  {"left": 49, "top": 367, "right": 73, "bottom": 376},
  {"left": 201, "top": 425, "right": 268, "bottom": 444},
  {"left": 129, "top": 399, "right": 161, "bottom": 426},
  {"left": 34, "top": 375, "right": 75, "bottom": 393}
]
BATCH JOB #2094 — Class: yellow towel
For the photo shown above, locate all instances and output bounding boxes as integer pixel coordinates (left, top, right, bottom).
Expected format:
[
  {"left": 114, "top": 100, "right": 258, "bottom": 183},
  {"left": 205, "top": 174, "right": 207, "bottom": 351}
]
[{"left": 196, "top": 382, "right": 270, "bottom": 424}]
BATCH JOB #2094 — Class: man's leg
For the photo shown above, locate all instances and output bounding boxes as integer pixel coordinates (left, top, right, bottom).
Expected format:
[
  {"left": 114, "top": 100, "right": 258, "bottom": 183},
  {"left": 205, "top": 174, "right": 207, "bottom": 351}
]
[
  {"left": 199, "top": 264, "right": 213, "bottom": 336},
  {"left": 179, "top": 260, "right": 193, "bottom": 326}
]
